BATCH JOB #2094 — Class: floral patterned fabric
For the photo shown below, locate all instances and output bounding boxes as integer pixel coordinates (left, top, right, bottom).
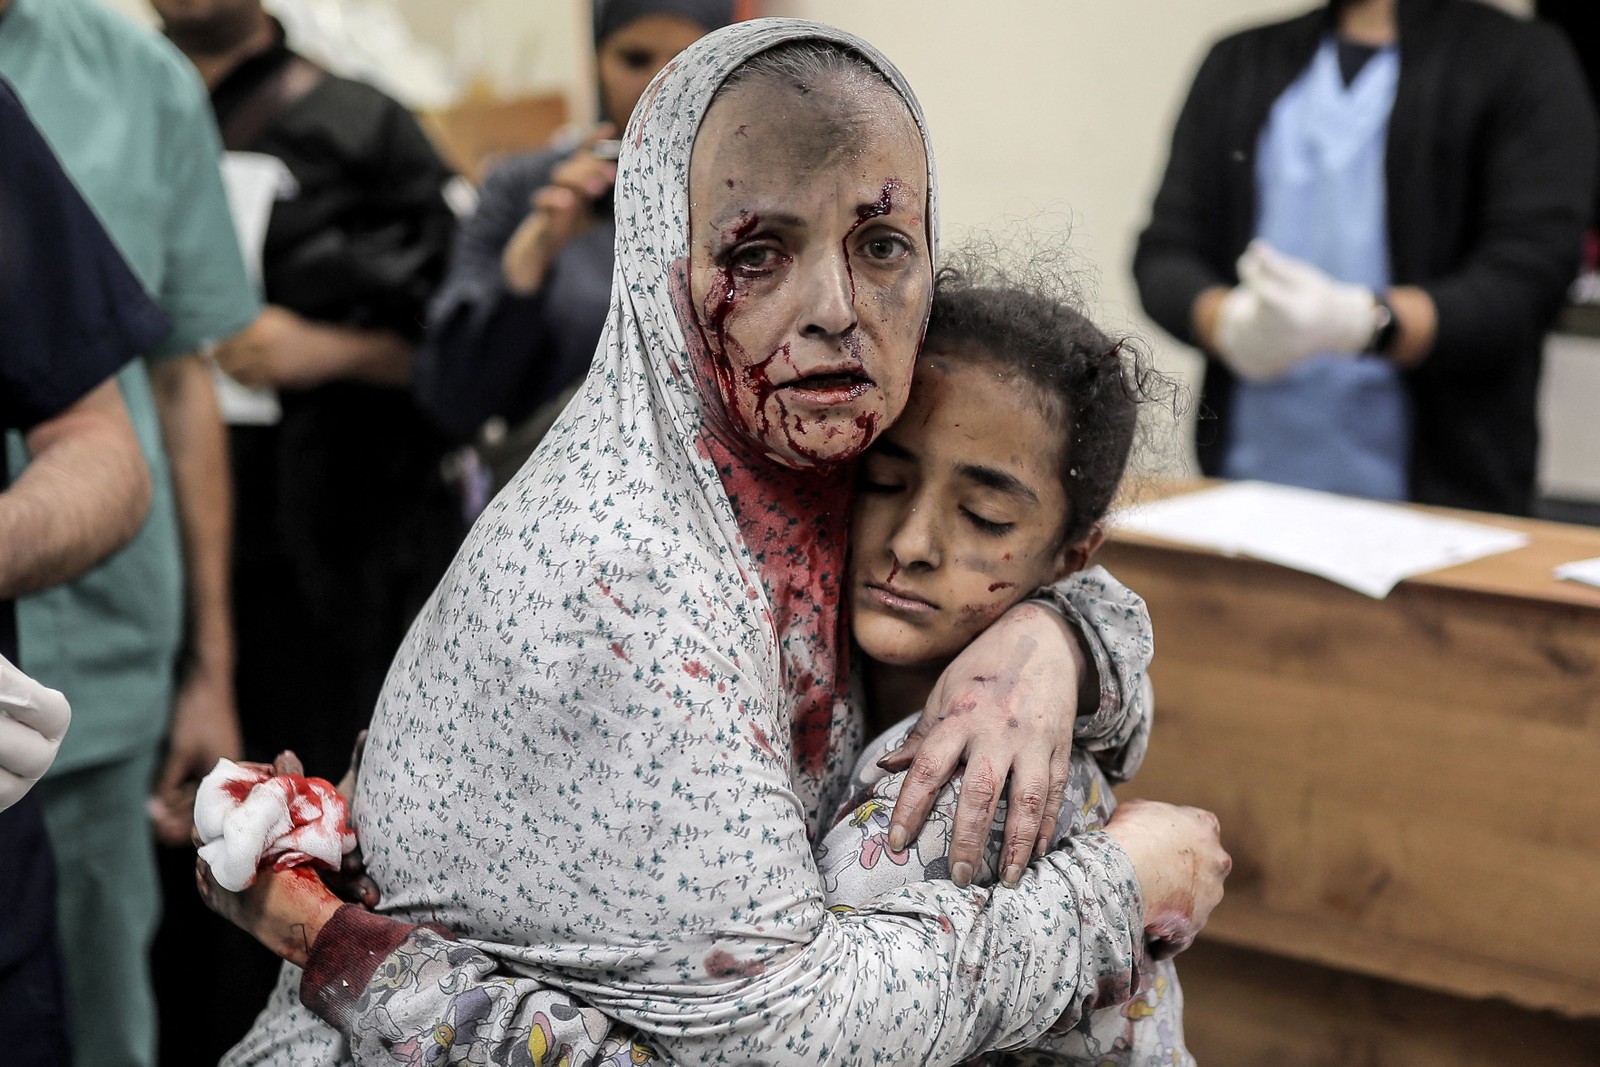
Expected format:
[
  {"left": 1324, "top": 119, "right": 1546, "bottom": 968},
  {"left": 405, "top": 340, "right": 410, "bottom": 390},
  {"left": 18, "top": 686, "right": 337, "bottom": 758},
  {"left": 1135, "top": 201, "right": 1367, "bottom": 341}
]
[
  {"left": 223, "top": 18, "right": 1149, "bottom": 1067},
  {"left": 822, "top": 716, "right": 1192, "bottom": 1067}
]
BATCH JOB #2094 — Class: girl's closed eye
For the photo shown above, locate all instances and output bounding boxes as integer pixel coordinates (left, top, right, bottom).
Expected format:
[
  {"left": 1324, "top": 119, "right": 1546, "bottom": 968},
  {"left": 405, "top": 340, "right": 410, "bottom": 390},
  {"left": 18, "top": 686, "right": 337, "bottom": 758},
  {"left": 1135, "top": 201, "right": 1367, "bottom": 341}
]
[{"left": 961, "top": 509, "right": 1013, "bottom": 536}]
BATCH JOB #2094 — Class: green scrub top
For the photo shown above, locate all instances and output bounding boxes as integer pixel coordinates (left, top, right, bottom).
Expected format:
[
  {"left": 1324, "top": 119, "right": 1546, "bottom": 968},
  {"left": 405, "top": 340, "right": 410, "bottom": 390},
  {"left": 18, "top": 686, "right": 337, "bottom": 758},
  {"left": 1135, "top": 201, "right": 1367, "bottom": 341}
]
[{"left": 0, "top": 0, "right": 259, "bottom": 773}]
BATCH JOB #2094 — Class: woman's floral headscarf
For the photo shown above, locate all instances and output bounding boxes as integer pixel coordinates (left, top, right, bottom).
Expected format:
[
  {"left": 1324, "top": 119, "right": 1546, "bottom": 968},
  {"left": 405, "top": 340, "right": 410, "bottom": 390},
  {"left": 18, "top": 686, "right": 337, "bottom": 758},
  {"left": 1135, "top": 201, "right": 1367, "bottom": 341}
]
[{"left": 357, "top": 6, "right": 937, "bottom": 994}]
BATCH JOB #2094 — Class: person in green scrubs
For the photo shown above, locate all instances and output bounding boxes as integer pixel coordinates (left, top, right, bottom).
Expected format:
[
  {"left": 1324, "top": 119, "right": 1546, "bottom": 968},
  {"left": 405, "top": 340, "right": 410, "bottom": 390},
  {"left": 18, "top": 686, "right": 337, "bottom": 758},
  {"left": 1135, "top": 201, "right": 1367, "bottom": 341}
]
[{"left": 0, "top": 0, "right": 259, "bottom": 1063}]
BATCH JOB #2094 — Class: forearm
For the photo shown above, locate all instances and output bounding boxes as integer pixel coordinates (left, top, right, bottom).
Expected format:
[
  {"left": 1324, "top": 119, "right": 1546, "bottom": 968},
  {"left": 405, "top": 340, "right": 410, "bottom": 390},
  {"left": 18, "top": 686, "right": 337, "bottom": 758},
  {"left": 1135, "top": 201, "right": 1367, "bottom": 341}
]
[
  {"left": 0, "top": 379, "right": 151, "bottom": 598},
  {"left": 1189, "top": 285, "right": 1229, "bottom": 355},
  {"left": 1032, "top": 566, "right": 1154, "bottom": 782},
  {"left": 149, "top": 355, "right": 234, "bottom": 679},
  {"left": 302, "top": 322, "right": 414, "bottom": 387},
  {"left": 1384, "top": 285, "right": 1438, "bottom": 370},
  {"left": 302, "top": 837, "right": 1144, "bottom": 1066}
]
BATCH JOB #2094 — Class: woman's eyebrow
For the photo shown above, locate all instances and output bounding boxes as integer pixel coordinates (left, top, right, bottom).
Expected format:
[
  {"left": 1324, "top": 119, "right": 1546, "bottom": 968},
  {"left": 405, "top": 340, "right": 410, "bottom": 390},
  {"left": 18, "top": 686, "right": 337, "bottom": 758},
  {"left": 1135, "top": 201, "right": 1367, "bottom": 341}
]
[
  {"left": 957, "top": 463, "right": 1040, "bottom": 503},
  {"left": 711, "top": 210, "right": 807, "bottom": 234}
]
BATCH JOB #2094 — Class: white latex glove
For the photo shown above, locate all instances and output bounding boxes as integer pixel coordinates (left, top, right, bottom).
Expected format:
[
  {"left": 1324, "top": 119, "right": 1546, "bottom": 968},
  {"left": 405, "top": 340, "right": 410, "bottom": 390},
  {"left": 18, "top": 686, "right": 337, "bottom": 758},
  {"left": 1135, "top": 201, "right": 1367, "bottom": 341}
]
[
  {"left": 0, "top": 653, "right": 71, "bottom": 811},
  {"left": 1214, "top": 239, "right": 1379, "bottom": 381}
]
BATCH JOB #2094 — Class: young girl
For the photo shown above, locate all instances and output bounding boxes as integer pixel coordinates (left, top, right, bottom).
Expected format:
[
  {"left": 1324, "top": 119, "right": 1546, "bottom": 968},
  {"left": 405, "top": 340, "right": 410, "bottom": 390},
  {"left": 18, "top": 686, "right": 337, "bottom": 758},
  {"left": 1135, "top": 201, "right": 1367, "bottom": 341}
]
[{"left": 814, "top": 265, "right": 1193, "bottom": 1065}]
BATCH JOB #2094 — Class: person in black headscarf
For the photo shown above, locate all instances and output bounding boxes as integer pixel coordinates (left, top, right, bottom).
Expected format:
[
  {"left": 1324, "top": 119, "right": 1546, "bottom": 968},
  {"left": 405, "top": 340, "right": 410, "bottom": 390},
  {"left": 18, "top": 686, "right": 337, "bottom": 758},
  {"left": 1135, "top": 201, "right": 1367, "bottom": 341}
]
[{"left": 415, "top": 0, "right": 735, "bottom": 485}]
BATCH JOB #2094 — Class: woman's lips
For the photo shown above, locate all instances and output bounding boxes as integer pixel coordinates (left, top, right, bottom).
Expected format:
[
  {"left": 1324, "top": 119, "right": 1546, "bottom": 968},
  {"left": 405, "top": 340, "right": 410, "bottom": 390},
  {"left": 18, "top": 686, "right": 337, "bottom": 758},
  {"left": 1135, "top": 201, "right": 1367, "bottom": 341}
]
[
  {"left": 863, "top": 581, "right": 938, "bottom": 615},
  {"left": 779, "top": 372, "right": 872, "bottom": 406}
]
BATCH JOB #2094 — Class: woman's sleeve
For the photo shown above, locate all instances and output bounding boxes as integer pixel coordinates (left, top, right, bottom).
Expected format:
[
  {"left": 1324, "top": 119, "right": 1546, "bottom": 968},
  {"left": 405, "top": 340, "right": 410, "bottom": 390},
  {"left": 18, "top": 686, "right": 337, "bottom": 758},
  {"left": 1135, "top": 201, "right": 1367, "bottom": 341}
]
[
  {"left": 301, "top": 837, "right": 1146, "bottom": 1067},
  {"left": 300, "top": 909, "right": 625, "bottom": 1066},
  {"left": 413, "top": 152, "right": 560, "bottom": 440},
  {"left": 1130, "top": 40, "right": 1236, "bottom": 348},
  {"left": 1030, "top": 565, "right": 1154, "bottom": 784},
  {"left": 1410, "top": 23, "right": 1598, "bottom": 384}
]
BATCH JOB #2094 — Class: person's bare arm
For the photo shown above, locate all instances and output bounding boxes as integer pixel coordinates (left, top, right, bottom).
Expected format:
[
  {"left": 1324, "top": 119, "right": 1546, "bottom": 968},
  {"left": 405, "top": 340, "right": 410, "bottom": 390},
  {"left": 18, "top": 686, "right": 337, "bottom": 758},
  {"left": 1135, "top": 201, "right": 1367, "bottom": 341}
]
[
  {"left": 213, "top": 306, "right": 413, "bottom": 389},
  {"left": 148, "top": 353, "right": 243, "bottom": 845},
  {"left": 0, "top": 378, "right": 151, "bottom": 598}
]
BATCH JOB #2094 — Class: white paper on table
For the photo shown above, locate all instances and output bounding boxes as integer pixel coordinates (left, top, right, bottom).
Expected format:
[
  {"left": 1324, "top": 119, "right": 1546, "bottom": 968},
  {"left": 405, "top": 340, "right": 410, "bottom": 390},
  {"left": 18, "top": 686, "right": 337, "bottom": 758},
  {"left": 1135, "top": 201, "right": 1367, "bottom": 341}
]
[
  {"left": 1555, "top": 556, "right": 1600, "bottom": 589},
  {"left": 1113, "top": 481, "right": 1531, "bottom": 598},
  {"left": 214, "top": 152, "right": 296, "bottom": 426}
]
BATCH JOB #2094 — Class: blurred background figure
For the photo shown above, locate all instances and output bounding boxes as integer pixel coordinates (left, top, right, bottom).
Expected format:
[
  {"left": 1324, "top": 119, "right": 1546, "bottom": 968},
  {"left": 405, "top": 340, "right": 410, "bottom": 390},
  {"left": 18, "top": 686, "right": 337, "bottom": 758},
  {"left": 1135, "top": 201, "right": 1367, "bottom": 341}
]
[
  {"left": 1133, "top": 0, "right": 1597, "bottom": 515},
  {"left": 0, "top": 76, "right": 165, "bottom": 1066},
  {"left": 144, "top": 0, "right": 462, "bottom": 1061},
  {"left": 416, "top": 0, "right": 734, "bottom": 492},
  {"left": 0, "top": 0, "right": 261, "bottom": 1064}
]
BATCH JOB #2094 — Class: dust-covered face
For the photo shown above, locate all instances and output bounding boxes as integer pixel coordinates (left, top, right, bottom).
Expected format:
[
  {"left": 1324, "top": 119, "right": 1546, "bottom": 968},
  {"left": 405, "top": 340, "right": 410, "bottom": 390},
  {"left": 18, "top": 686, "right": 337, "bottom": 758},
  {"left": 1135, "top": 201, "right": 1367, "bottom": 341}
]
[
  {"left": 849, "top": 350, "right": 1082, "bottom": 668},
  {"left": 686, "top": 71, "right": 931, "bottom": 468}
]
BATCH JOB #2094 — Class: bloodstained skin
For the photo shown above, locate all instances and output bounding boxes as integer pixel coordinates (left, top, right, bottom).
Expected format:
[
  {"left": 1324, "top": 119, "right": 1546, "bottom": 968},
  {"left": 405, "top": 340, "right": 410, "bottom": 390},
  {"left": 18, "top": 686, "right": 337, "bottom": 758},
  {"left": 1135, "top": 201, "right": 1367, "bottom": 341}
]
[
  {"left": 696, "top": 181, "right": 910, "bottom": 468},
  {"left": 674, "top": 176, "right": 922, "bottom": 776}
]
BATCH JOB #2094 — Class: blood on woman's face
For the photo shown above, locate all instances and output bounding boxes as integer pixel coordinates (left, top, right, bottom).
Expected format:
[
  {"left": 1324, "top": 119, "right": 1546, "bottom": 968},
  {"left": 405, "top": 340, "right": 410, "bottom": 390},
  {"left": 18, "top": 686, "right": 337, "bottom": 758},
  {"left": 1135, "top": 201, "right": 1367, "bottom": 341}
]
[{"left": 686, "top": 73, "right": 931, "bottom": 468}]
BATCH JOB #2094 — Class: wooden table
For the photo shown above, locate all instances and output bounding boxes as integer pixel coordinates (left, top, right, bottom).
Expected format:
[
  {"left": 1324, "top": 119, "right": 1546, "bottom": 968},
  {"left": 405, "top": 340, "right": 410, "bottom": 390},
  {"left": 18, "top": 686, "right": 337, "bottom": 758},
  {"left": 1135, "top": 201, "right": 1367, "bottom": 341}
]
[{"left": 1099, "top": 482, "right": 1600, "bottom": 1063}]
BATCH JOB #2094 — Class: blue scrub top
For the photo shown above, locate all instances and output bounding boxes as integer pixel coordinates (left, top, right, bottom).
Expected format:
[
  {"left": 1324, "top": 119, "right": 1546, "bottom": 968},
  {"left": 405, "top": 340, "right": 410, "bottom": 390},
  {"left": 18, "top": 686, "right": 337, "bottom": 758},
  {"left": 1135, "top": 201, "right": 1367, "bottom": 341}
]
[{"left": 1222, "top": 36, "right": 1412, "bottom": 501}]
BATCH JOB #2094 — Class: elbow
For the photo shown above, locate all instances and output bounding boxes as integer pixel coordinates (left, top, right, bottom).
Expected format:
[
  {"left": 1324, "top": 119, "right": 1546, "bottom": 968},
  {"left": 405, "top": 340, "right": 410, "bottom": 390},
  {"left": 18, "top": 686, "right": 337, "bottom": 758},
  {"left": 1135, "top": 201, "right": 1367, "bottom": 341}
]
[{"left": 114, "top": 452, "right": 154, "bottom": 550}]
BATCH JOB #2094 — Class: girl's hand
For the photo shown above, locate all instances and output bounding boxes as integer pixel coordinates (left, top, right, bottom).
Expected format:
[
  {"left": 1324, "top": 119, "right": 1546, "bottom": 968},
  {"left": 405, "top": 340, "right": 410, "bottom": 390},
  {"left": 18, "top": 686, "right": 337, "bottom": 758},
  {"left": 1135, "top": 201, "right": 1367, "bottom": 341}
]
[
  {"left": 195, "top": 852, "right": 344, "bottom": 968},
  {"left": 881, "top": 600, "right": 1096, "bottom": 887},
  {"left": 193, "top": 748, "right": 363, "bottom": 963},
  {"left": 1103, "top": 798, "right": 1231, "bottom": 957}
]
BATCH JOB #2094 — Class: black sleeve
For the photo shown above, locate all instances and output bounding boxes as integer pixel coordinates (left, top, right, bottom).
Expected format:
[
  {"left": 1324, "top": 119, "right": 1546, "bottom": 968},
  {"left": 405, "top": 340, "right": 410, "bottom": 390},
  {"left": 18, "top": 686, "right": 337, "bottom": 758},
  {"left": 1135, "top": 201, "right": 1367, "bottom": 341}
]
[
  {"left": 261, "top": 81, "right": 457, "bottom": 339},
  {"left": 414, "top": 149, "right": 564, "bottom": 441},
  {"left": 1413, "top": 22, "right": 1599, "bottom": 384},
  {"left": 1131, "top": 41, "right": 1237, "bottom": 349},
  {"left": 0, "top": 78, "right": 169, "bottom": 432}
]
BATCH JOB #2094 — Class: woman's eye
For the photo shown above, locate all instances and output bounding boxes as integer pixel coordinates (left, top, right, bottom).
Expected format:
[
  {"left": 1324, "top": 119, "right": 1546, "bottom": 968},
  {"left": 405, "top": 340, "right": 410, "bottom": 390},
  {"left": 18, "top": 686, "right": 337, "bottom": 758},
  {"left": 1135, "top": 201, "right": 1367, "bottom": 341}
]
[
  {"left": 729, "top": 244, "right": 782, "bottom": 275},
  {"left": 857, "top": 478, "right": 903, "bottom": 495},
  {"left": 962, "top": 509, "right": 1013, "bottom": 536},
  {"left": 859, "top": 233, "right": 910, "bottom": 262},
  {"left": 618, "top": 49, "right": 654, "bottom": 71}
]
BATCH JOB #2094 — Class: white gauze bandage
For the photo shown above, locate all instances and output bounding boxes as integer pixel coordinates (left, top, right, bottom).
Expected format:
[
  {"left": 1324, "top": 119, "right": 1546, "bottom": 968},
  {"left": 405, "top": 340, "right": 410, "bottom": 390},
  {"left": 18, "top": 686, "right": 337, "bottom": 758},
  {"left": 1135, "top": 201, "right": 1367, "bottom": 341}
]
[{"left": 194, "top": 758, "right": 356, "bottom": 892}]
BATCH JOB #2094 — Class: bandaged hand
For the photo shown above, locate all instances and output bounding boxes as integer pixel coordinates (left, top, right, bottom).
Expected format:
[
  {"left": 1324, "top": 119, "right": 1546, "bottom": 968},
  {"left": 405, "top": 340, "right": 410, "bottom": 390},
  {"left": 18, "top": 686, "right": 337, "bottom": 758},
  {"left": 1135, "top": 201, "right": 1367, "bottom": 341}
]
[
  {"left": 194, "top": 754, "right": 355, "bottom": 892},
  {"left": 1214, "top": 239, "right": 1379, "bottom": 381},
  {"left": 0, "top": 653, "right": 71, "bottom": 811}
]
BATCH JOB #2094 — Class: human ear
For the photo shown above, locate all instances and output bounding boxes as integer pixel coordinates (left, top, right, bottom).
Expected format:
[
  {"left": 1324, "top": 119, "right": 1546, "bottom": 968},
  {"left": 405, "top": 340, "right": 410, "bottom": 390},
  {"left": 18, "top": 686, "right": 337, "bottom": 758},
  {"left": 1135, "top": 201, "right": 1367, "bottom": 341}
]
[{"left": 1050, "top": 523, "right": 1107, "bottom": 581}]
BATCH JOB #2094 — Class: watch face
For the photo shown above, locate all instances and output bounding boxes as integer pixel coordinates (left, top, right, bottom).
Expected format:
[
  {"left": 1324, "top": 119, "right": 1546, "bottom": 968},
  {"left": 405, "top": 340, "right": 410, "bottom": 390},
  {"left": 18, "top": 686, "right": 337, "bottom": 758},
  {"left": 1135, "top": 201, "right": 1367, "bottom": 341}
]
[{"left": 1370, "top": 299, "right": 1399, "bottom": 355}]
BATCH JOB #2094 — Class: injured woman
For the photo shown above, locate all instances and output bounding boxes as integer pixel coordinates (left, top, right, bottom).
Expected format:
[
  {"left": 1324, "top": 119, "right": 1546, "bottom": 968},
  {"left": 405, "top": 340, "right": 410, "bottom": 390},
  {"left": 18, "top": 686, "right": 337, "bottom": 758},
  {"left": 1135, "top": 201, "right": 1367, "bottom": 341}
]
[{"left": 201, "top": 18, "right": 1229, "bottom": 1067}]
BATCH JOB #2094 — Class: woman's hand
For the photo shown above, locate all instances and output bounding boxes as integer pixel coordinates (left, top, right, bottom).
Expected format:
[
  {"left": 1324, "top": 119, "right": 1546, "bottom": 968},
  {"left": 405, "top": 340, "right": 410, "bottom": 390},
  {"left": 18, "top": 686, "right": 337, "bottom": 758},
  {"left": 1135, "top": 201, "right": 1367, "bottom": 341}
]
[
  {"left": 328, "top": 731, "right": 380, "bottom": 908},
  {"left": 1103, "top": 798, "right": 1230, "bottom": 958},
  {"left": 882, "top": 600, "right": 1096, "bottom": 888},
  {"left": 502, "top": 125, "right": 618, "bottom": 295}
]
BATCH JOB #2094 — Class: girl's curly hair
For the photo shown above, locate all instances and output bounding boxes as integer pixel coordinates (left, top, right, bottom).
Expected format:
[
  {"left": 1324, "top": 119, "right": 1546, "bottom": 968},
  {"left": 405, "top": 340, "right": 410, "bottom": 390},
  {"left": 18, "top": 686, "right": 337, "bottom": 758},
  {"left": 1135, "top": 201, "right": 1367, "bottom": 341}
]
[{"left": 924, "top": 255, "right": 1180, "bottom": 546}]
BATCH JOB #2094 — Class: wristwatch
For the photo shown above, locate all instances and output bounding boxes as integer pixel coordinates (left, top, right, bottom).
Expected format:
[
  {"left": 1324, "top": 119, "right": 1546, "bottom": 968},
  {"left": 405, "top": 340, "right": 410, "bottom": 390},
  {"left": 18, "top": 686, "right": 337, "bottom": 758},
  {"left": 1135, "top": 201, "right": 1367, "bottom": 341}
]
[{"left": 1366, "top": 295, "right": 1400, "bottom": 356}]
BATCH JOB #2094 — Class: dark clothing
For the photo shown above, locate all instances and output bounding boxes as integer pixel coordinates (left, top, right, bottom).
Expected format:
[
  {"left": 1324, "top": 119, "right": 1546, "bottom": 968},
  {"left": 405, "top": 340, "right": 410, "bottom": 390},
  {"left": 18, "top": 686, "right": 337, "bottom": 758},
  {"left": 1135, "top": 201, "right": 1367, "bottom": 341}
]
[
  {"left": 417, "top": 145, "right": 616, "bottom": 440},
  {"left": 151, "top": 33, "right": 458, "bottom": 1067},
  {"left": 1133, "top": 0, "right": 1599, "bottom": 515},
  {"left": 0, "top": 78, "right": 169, "bottom": 661},
  {"left": 0, "top": 76, "right": 167, "bottom": 1067},
  {"left": 415, "top": 0, "right": 738, "bottom": 444},
  {"left": 592, "top": 0, "right": 733, "bottom": 46},
  {"left": 212, "top": 27, "right": 459, "bottom": 775}
]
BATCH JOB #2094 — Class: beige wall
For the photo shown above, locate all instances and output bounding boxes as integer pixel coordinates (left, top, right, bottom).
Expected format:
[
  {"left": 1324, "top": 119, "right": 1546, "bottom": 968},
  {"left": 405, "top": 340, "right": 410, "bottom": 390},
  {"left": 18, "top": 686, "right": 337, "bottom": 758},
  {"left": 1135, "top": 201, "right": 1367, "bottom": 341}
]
[
  {"left": 107, "top": 0, "right": 1592, "bottom": 495},
  {"left": 769, "top": 0, "right": 1308, "bottom": 474}
]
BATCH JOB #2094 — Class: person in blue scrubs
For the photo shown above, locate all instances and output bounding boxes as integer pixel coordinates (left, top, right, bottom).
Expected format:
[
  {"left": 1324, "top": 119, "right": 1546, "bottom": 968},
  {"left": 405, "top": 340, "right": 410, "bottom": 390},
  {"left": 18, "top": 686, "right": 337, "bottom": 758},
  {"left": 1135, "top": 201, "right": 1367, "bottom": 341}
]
[{"left": 1135, "top": 0, "right": 1597, "bottom": 514}]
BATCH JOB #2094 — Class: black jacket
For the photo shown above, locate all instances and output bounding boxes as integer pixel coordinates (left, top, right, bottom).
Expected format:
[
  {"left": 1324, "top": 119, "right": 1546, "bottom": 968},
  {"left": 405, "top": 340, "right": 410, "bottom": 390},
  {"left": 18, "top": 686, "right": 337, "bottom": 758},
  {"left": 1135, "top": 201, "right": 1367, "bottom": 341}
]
[{"left": 1133, "top": 0, "right": 1597, "bottom": 515}]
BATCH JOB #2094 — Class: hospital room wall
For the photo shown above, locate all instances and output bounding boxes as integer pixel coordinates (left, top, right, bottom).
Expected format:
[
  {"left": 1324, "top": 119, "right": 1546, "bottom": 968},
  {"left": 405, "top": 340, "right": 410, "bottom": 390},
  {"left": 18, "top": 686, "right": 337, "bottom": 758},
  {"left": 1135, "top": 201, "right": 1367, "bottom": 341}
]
[{"left": 114, "top": 0, "right": 1592, "bottom": 499}]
